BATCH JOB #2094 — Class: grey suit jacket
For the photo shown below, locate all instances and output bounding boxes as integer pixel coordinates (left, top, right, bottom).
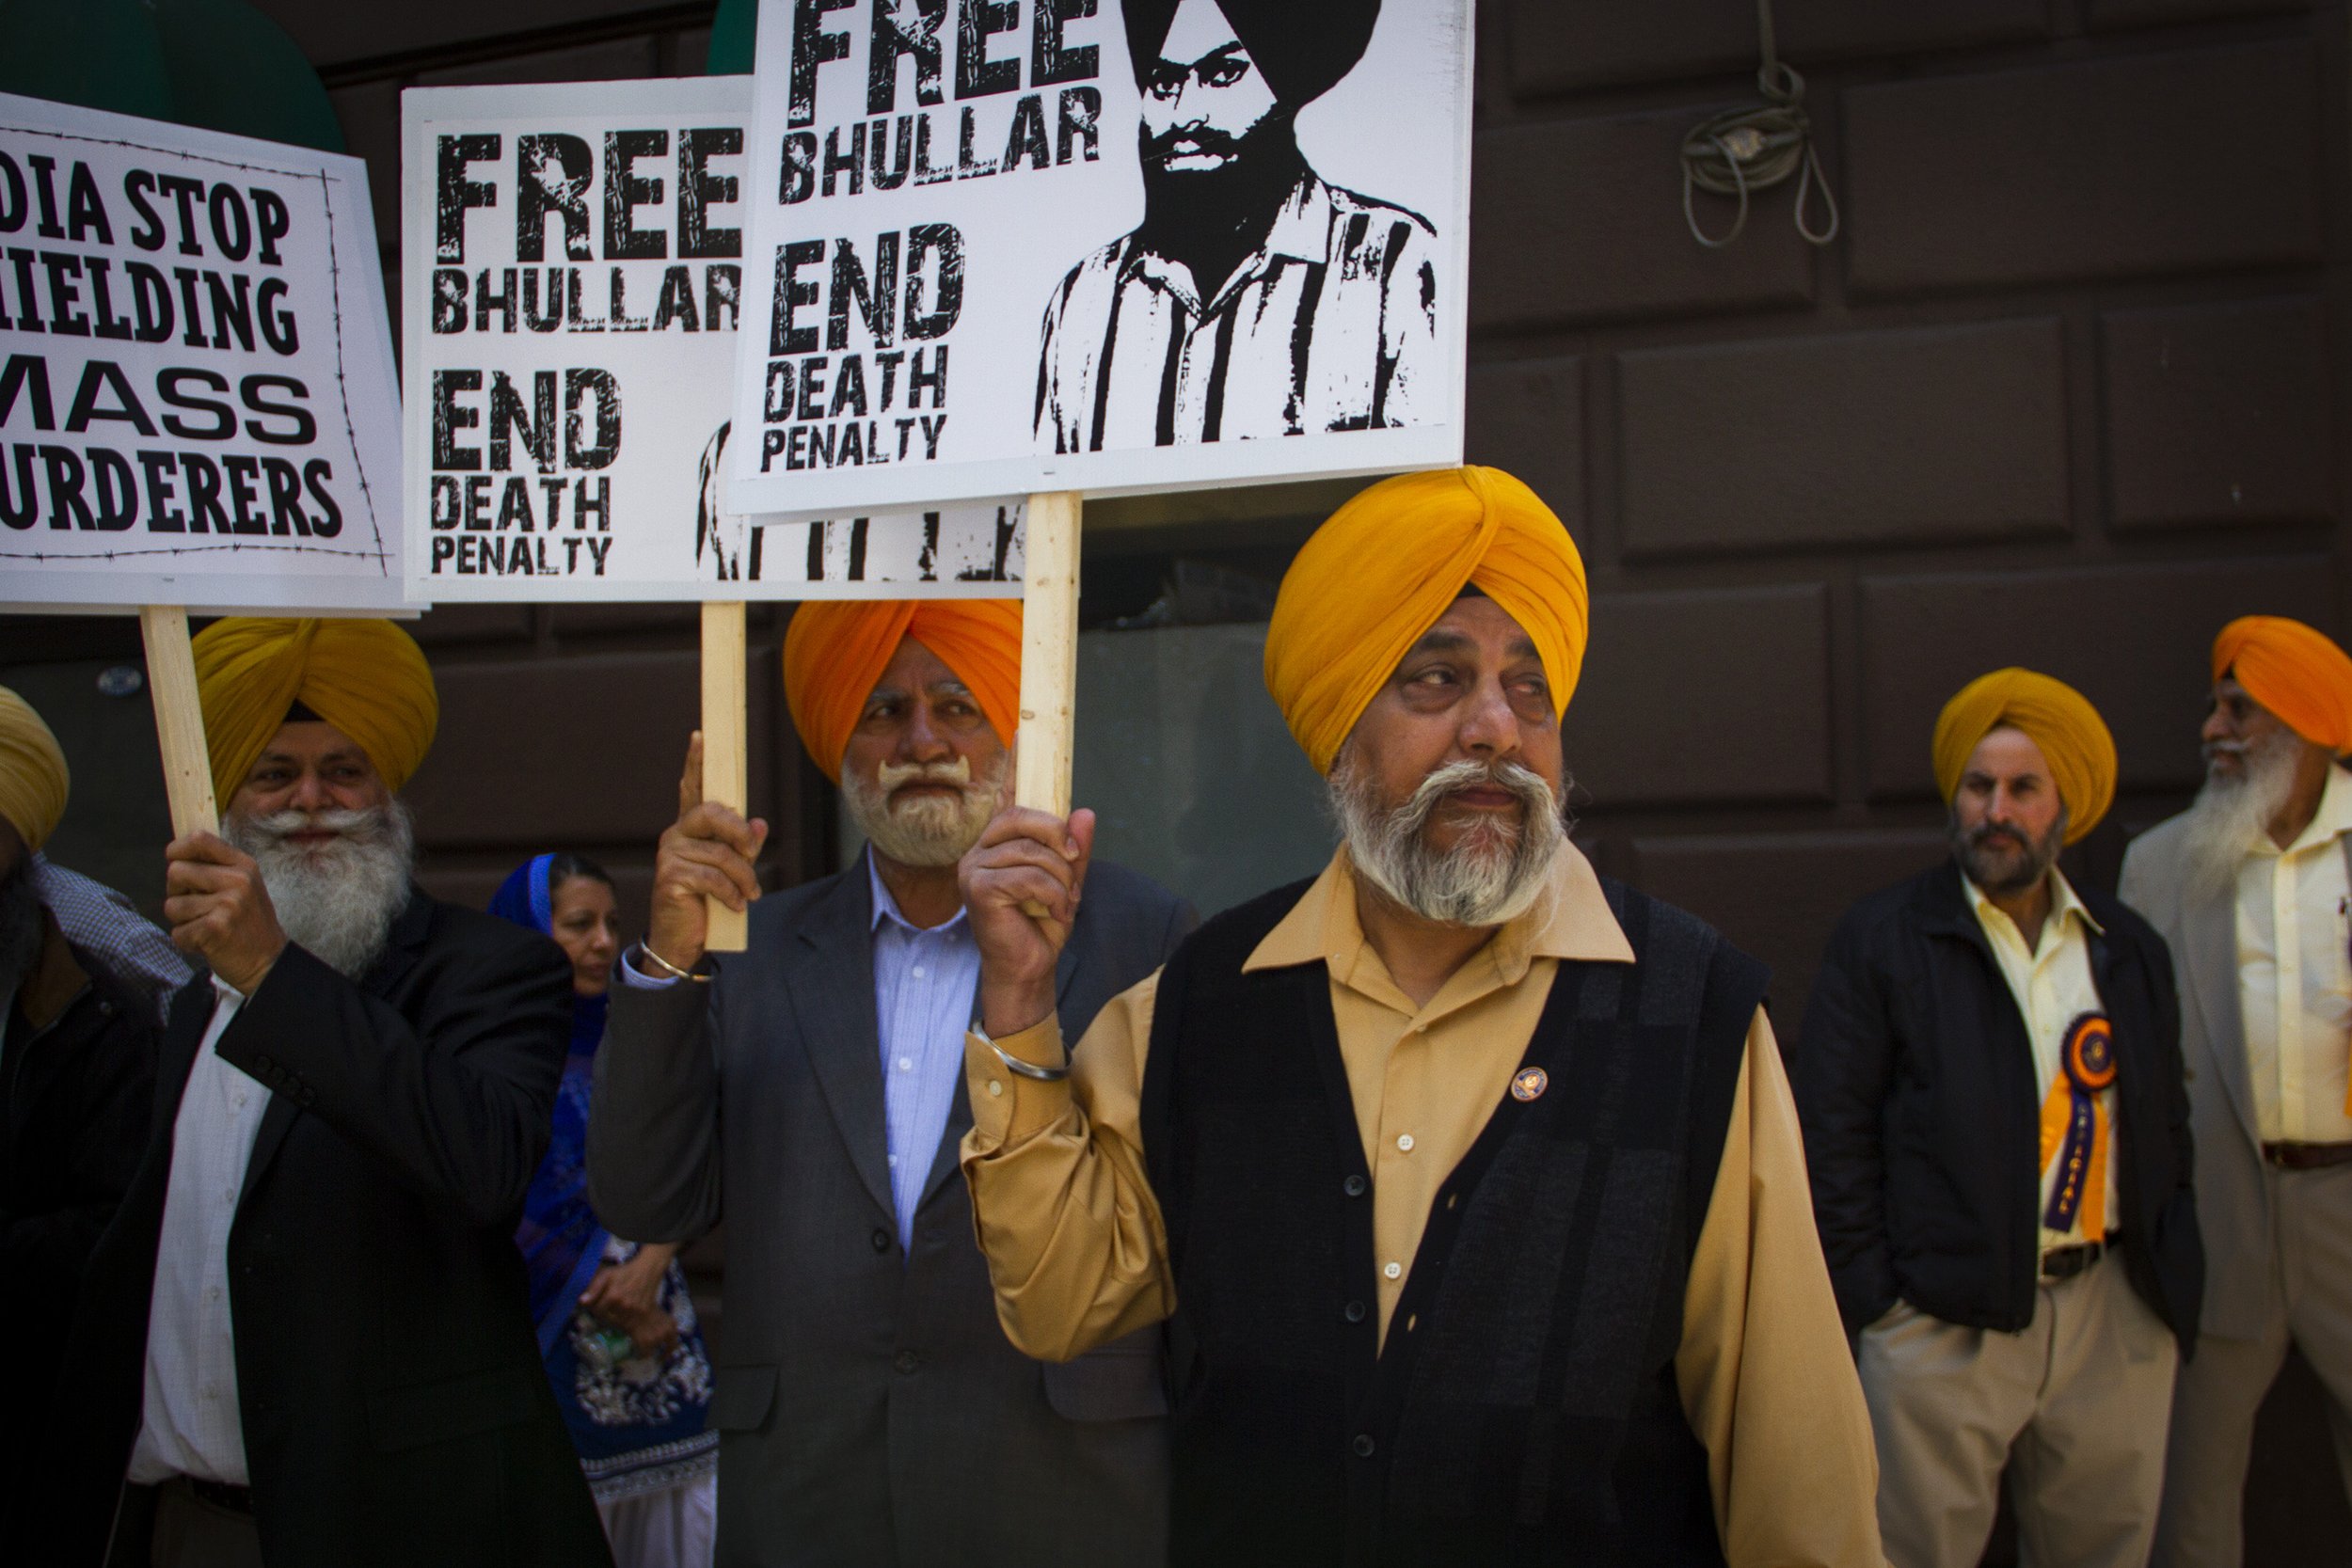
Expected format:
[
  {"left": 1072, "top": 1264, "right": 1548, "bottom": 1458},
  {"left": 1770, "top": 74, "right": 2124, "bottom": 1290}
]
[
  {"left": 588, "top": 853, "right": 1191, "bottom": 1568},
  {"left": 2121, "top": 812, "right": 2305, "bottom": 1340}
]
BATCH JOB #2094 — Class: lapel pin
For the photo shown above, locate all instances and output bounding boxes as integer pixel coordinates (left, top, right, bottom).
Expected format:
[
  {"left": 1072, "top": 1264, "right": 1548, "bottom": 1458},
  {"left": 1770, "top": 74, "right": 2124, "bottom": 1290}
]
[{"left": 1510, "top": 1067, "right": 1549, "bottom": 1102}]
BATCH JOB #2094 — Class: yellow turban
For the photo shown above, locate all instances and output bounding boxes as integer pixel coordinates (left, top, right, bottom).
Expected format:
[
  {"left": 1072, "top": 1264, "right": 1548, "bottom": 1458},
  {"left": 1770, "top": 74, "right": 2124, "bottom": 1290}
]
[
  {"left": 1264, "top": 467, "right": 1589, "bottom": 774},
  {"left": 0, "top": 686, "right": 68, "bottom": 852},
  {"left": 191, "top": 618, "right": 439, "bottom": 803},
  {"left": 1931, "top": 669, "right": 2115, "bottom": 845},
  {"left": 2214, "top": 616, "right": 2352, "bottom": 754},
  {"left": 782, "top": 599, "right": 1023, "bottom": 784}
]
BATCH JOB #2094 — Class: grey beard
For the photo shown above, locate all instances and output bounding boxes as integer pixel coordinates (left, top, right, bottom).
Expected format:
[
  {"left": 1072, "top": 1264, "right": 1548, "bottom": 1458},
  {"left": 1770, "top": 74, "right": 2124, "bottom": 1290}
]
[
  {"left": 228, "top": 800, "right": 415, "bottom": 979},
  {"left": 843, "top": 752, "right": 1007, "bottom": 869},
  {"left": 2179, "top": 727, "right": 2303, "bottom": 904},
  {"left": 0, "top": 859, "right": 45, "bottom": 1000},
  {"left": 1949, "top": 807, "right": 2066, "bottom": 899},
  {"left": 1329, "top": 750, "right": 1566, "bottom": 929}
]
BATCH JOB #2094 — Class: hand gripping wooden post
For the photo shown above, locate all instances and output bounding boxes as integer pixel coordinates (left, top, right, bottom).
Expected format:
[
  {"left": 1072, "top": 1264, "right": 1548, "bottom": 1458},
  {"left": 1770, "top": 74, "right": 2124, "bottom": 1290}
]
[
  {"left": 702, "top": 600, "right": 751, "bottom": 952},
  {"left": 139, "top": 606, "right": 219, "bottom": 839},
  {"left": 1013, "top": 493, "right": 1082, "bottom": 914}
]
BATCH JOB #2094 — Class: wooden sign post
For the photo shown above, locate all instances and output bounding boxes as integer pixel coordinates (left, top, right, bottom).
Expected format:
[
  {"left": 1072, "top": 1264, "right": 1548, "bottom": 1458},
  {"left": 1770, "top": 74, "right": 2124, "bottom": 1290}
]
[
  {"left": 1013, "top": 493, "right": 1083, "bottom": 821},
  {"left": 702, "top": 600, "right": 751, "bottom": 952},
  {"left": 139, "top": 607, "right": 219, "bottom": 840}
]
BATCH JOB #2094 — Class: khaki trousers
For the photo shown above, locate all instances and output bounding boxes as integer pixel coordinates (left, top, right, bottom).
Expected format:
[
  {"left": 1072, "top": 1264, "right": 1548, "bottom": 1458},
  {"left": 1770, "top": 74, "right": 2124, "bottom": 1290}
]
[
  {"left": 2153, "top": 1164, "right": 2352, "bottom": 1568},
  {"left": 1859, "top": 1256, "right": 2179, "bottom": 1568}
]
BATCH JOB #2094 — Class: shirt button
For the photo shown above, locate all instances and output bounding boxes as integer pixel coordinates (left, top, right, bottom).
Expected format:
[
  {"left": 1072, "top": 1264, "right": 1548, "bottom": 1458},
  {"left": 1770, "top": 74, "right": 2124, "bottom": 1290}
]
[
  {"left": 1383, "top": 1261, "right": 1403, "bottom": 1280},
  {"left": 209, "top": 1286, "right": 222, "bottom": 1302},
  {"left": 1343, "top": 1174, "right": 1368, "bottom": 1197},
  {"left": 912, "top": 966, "right": 926, "bottom": 979},
  {"left": 223, "top": 1188, "right": 237, "bottom": 1204},
  {"left": 1396, "top": 1134, "right": 1414, "bottom": 1153},
  {"left": 898, "top": 1057, "right": 914, "bottom": 1071},
  {"left": 233, "top": 1094, "right": 247, "bottom": 1108},
  {"left": 987, "top": 1081, "right": 1004, "bottom": 1098},
  {"left": 886, "top": 1154, "right": 898, "bottom": 1168}
]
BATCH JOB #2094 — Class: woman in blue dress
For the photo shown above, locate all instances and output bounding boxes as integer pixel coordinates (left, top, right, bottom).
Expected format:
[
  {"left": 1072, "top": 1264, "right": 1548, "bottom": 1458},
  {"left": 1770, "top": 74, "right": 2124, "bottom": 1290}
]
[{"left": 493, "top": 853, "right": 717, "bottom": 1567}]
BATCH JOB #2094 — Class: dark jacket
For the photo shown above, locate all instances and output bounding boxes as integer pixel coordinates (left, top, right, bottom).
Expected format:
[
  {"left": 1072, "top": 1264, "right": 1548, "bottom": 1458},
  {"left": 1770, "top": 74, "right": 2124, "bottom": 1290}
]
[
  {"left": 40, "top": 889, "right": 612, "bottom": 1568},
  {"left": 1791, "top": 860, "right": 2202, "bottom": 1352},
  {"left": 2, "top": 915, "right": 156, "bottom": 1495},
  {"left": 589, "top": 852, "right": 1191, "bottom": 1568}
]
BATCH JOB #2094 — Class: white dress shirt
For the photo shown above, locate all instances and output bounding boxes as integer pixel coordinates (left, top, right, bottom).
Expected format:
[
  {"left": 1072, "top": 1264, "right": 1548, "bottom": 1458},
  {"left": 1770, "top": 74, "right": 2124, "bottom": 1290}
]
[
  {"left": 1966, "top": 868, "right": 2120, "bottom": 1248},
  {"left": 126, "top": 978, "right": 265, "bottom": 1485},
  {"left": 2241, "top": 764, "right": 2352, "bottom": 1144}
]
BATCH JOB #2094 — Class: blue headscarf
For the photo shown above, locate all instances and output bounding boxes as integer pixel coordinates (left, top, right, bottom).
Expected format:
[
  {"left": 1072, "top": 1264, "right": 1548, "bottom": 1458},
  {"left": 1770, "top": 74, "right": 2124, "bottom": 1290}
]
[{"left": 493, "top": 854, "right": 610, "bottom": 1350}]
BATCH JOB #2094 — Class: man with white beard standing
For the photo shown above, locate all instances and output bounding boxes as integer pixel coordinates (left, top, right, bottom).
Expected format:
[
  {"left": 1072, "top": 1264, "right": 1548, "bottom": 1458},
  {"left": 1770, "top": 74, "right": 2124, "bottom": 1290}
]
[
  {"left": 589, "top": 598, "right": 1189, "bottom": 1567},
  {"left": 2129, "top": 615, "right": 2352, "bottom": 1568},
  {"left": 42, "top": 618, "right": 610, "bottom": 1568}
]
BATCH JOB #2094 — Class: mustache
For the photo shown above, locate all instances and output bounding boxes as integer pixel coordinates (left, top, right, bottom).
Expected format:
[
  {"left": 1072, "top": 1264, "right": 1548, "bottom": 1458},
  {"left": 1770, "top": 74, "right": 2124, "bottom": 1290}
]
[
  {"left": 1143, "top": 122, "right": 1246, "bottom": 163},
  {"left": 240, "top": 806, "right": 385, "bottom": 840},
  {"left": 876, "top": 756, "right": 976, "bottom": 796}
]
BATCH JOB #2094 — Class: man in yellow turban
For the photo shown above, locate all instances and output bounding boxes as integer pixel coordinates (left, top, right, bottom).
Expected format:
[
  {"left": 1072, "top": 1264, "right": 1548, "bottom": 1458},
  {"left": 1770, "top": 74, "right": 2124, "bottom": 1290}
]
[
  {"left": 44, "top": 617, "right": 612, "bottom": 1568},
  {"left": 950, "top": 467, "right": 1883, "bottom": 1566},
  {"left": 1796, "top": 668, "right": 2197, "bottom": 1568},
  {"left": 590, "top": 598, "right": 1190, "bottom": 1563},
  {"left": 0, "top": 686, "right": 161, "bottom": 1509},
  {"left": 2122, "top": 615, "right": 2352, "bottom": 1567}
]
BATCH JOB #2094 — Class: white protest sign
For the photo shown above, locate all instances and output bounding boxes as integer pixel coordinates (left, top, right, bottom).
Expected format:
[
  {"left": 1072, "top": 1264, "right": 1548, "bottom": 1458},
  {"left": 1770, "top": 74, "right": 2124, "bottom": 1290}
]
[
  {"left": 405, "top": 76, "right": 1024, "bottom": 601},
  {"left": 725, "top": 0, "right": 1472, "bottom": 516},
  {"left": 0, "top": 92, "right": 405, "bottom": 612}
]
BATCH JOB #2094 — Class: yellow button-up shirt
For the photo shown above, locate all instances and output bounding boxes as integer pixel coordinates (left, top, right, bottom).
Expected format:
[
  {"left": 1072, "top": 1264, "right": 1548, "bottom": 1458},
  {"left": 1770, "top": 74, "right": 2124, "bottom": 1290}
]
[
  {"left": 1963, "top": 868, "right": 2118, "bottom": 1248},
  {"left": 2242, "top": 764, "right": 2352, "bottom": 1143},
  {"left": 960, "top": 844, "right": 1883, "bottom": 1568}
]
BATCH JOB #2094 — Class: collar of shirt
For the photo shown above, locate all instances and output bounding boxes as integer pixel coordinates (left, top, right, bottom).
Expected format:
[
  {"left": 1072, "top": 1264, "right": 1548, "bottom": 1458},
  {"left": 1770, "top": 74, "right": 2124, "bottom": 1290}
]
[
  {"left": 1117, "top": 171, "right": 1331, "bottom": 315},
  {"left": 2262, "top": 762, "right": 2352, "bottom": 861},
  {"left": 1241, "top": 841, "right": 1635, "bottom": 1026},
  {"left": 1963, "top": 863, "right": 2104, "bottom": 961},
  {"left": 866, "top": 851, "right": 970, "bottom": 939}
]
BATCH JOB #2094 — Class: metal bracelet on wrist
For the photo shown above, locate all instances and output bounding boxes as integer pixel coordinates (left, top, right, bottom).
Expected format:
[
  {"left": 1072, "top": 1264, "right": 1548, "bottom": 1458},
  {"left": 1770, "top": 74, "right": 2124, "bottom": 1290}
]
[
  {"left": 636, "top": 941, "right": 711, "bottom": 983},
  {"left": 977, "top": 1024, "right": 1070, "bottom": 1082}
]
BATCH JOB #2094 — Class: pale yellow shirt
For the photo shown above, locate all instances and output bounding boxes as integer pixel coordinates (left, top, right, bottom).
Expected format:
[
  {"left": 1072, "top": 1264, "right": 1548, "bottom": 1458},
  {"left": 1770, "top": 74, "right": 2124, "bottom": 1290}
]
[
  {"left": 1963, "top": 869, "right": 2118, "bottom": 1248},
  {"left": 2242, "top": 764, "right": 2352, "bottom": 1144},
  {"left": 961, "top": 844, "right": 1884, "bottom": 1568}
]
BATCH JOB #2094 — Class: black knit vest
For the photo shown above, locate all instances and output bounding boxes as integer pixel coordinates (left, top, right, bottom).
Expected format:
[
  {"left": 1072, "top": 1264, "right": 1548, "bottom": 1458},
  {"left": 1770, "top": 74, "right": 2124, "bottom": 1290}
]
[{"left": 1138, "top": 877, "right": 1767, "bottom": 1567}]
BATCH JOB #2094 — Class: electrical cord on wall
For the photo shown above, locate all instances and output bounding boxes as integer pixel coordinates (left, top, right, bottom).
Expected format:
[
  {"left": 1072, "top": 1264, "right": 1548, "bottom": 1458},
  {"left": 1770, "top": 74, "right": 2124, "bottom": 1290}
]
[{"left": 1680, "top": 0, "right": 1840, "bottom": 248}]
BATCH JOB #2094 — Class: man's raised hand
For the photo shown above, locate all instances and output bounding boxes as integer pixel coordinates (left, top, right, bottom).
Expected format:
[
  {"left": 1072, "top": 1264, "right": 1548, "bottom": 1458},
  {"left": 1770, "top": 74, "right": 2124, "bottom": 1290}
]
[
  {"left": 645, "top": 730, "right": 769, "bottom": 974},
  {"left": 960, "top": 804, "right": 1094, "bottom": 1038},
  {"left": 164, "top": 832, "right": 287, "bottom": 995}
]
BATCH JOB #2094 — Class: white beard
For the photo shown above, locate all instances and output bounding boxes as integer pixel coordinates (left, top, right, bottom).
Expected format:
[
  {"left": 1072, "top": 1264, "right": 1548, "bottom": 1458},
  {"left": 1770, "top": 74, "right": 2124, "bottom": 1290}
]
[
  {"left": 227, "top": 800, "right": 415, "bottom": 979},
  {"left": 2178, "top": 727, "right": 2303, "bottom": 905},
  {"left": 843, "top": 752, "right": 1007, "bottom": 869},
  {"left": 1329, "top": 748, "right": 1566, "bottom": 929}
]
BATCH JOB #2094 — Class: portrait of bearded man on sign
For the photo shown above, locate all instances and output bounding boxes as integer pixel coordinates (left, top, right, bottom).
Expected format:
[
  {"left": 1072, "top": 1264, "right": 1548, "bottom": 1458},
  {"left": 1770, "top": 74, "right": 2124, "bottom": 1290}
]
[{"left": 1033, "top": 0, "right": 1439, "bottom": 453}]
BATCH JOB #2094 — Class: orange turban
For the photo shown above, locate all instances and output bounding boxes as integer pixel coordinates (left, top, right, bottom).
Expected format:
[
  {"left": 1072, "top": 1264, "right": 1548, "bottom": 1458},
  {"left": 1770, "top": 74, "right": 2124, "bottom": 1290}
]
[
  {"left": 0, "top": 686, "right": 69, "bottom": 852},
  {"left": 1931, "top": 669, "right": 2115, "bottom": 845},
  {"left": 2214, "top": 616, "right": 2352, "bottom": 754},
  {"left": 192, "top": 618, "right": 439, "bottom": 803},
  {"left": 1263, "top": 467, "right": 1589, "bottom": 774},
  {"left": 782, "top": 600, "right": 1023, "bottom": 783}
]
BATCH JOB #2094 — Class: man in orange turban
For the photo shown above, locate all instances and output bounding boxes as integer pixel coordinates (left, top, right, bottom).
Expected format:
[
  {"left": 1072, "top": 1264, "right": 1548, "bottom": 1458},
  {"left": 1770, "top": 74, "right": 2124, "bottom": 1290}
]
[
  {"left": 45, "top": 618, "right": 611, "bottom": 1568},
  {"left": 953, "top": 467, "right": 1883, "bottom": 1566},
  {"left": 592, "top": 597, "right": 1190, "bottom": 1563},
  {"left": 2122, "top": 615, "right": 2352, "bottom": 1567},
  {"left": 1798, "top": 669, "right": 2196, "bottom": 1568}
]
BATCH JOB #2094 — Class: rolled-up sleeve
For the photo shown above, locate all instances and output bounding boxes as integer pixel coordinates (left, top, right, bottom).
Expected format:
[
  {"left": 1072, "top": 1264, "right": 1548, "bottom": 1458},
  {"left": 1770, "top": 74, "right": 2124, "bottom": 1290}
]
[
  {"left": 959, "top": 971, "right": 1176, "bottom": 1363},
  {"left": 1676, "top": 1007, "right": 1888, "bottom": 1568}
]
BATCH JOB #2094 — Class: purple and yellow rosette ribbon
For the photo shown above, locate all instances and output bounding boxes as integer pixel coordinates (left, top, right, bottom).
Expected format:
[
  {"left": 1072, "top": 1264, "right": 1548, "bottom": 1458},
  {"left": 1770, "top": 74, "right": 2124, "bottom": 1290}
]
[{"left": 2038, "top": 1012, "right": 2116, "bottom": 1238}]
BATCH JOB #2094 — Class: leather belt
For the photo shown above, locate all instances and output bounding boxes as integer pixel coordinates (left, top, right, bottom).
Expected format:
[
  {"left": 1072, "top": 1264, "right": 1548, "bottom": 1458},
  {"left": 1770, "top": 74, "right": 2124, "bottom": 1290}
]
[
  {"left": 2262, "top": 1140, "right": 2352, "bottom": 1171},
  {"left": 2040, "top": 1239, "right": 2106, "bottom": 1281},
  {"left": 185, "top": 1477, "right": 254, "bottom": 1515}
]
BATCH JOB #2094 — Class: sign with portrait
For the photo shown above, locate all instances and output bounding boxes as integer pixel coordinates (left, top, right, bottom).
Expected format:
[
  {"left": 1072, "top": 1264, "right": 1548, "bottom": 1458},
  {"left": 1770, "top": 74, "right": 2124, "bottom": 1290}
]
[
  {"left": 0, "top": 92, "right": 405, "bottom": 612},
  {"left": 405, "top": 75, "right": 1025, "bottom": 602},
  {"left": 725, "top": 0, "right": 1473, "bottom": 516}
]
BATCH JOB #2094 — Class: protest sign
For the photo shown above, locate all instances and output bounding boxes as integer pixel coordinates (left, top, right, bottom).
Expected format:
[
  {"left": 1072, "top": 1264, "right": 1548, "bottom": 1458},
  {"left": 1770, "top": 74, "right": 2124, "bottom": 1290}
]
[
  {"left": 405, "top": 75, "right": 1024, "bottom": 601},
  {"left": 0, "top": 93, "right": 408, "bottom": 835},
  {"left": 0, "top": 91, "right": 404, "bottom": 616},
  {"left": 724, "top": 0, "right": 1473, "bottom": 518}
]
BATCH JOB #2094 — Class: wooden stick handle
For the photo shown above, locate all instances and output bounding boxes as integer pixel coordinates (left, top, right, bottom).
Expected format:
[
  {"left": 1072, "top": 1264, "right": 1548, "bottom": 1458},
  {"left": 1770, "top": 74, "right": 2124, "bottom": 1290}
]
[
  {"left": 1014, "top": 492, "right": 1081, "bottom": 817},
  {"left": 140, "top": 606, "right": 218, "bottom": 839},
  {"left": 701, "top": 600, "right": 750, "bottom": 953}
]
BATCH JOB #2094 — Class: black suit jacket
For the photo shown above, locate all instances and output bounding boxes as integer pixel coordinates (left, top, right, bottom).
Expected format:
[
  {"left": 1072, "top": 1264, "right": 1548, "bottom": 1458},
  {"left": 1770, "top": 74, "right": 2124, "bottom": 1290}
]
[
  {"left": 589, "top": 852, "right": 1191, "bottom": 1568},
  {"left": 40, "top": 889, "right": 612, "bottom": 1568},
  {"left": 1791, "top": 861, "right": 2203, "bottom": 1351}
]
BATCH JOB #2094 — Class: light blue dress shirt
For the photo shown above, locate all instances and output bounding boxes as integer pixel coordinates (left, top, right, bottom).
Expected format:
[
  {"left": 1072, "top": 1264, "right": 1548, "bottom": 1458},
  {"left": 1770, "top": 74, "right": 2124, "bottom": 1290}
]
[{"left": 618, "top": 852, "right": 981, "bottom": 1256}]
